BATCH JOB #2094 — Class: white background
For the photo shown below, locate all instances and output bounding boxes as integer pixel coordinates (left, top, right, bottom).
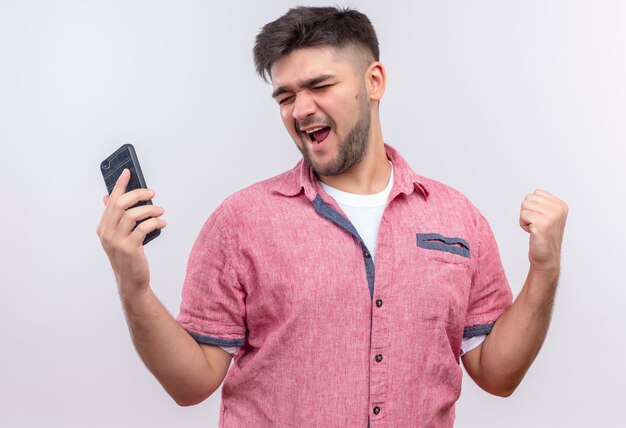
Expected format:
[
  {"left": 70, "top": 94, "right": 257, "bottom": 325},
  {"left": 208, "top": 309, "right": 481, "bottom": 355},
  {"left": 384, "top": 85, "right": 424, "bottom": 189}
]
[{"left": 1, "top": 1, "right": 624, "bottom": 427}]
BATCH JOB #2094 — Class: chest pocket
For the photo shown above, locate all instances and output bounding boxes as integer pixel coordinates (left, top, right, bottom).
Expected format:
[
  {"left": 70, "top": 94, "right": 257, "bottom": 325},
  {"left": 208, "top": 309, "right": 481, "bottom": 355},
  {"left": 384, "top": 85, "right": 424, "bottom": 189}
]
[
  {"left": 415, "top": 233, "right": 473, "bottom": 326},
  {"left": 417, "top": 233, "right": 470, "bottom": 259}
]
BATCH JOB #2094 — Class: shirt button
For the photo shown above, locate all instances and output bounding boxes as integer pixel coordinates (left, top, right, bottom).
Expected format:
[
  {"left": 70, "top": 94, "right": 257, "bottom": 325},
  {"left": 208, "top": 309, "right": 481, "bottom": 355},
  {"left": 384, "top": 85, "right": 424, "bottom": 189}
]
[
  {"left": 375, "top": 354, "right": 383, "bottom": 362},
  {"left": 363, "top": 249, "right": 371, "bottom": 258},
  {"left": 373, "top": 406, "right": 381, "bottom": 415},
  {"left": 376, "top": 299, "right": 383, "bottom": 308}
]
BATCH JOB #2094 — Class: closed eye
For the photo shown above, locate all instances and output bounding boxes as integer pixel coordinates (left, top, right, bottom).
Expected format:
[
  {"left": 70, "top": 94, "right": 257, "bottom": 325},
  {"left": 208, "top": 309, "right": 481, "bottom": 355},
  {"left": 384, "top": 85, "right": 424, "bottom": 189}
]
[
  {"left": 277, "top": 95, "right": 295, "bottom": 105},
  {"left": 312, "top": 84, "right": 333, "bottom": 91}
]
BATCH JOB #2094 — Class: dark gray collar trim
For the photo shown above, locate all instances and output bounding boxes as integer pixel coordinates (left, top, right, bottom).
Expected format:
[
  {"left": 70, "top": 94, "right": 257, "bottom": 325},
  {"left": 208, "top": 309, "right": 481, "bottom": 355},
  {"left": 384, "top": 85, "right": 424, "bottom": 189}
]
[{"left": 312, "top": 194, "right": 376, "bottom": 299}]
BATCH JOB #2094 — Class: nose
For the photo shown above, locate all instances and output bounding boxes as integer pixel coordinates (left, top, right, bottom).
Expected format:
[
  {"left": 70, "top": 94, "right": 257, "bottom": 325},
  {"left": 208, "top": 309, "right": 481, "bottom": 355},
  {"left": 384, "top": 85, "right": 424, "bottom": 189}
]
[{"left": 291, "top": 91, "right": 316, "bottom": 121}]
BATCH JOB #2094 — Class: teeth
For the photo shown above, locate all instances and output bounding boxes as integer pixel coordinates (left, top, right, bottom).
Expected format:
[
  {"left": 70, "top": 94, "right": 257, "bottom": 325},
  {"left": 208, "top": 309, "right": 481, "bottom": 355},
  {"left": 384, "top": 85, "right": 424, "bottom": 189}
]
[{"left": 305, "top": 126, "right": 324, "bottom": 134}]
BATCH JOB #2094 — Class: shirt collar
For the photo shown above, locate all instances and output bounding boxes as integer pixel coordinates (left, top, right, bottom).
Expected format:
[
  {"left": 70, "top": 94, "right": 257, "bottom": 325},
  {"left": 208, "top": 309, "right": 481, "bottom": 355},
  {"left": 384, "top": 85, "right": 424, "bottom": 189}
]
[{"left": 272, "top": 143, "right": 429, "bottom": 201}]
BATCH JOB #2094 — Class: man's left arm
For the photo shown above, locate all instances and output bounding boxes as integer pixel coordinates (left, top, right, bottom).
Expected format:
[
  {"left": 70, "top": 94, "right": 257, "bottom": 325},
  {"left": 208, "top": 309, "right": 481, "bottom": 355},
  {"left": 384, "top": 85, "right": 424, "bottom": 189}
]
[{"left": 462, "top": 189, "right": 568, "bottom": 397}]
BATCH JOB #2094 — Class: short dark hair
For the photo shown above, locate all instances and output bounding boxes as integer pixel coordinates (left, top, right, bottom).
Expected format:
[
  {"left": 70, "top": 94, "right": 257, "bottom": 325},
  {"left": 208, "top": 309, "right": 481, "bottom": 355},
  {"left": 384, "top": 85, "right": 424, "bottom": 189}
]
[{"left": 253, "top": 6, "right": 380, "bottom": 81}]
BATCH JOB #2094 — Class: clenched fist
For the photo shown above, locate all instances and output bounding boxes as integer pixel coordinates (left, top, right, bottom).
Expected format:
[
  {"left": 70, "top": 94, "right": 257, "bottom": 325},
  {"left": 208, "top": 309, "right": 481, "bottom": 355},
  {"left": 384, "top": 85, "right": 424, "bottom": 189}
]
[{"left": 519, "top": 190, "right": 568, "bottom": 273}]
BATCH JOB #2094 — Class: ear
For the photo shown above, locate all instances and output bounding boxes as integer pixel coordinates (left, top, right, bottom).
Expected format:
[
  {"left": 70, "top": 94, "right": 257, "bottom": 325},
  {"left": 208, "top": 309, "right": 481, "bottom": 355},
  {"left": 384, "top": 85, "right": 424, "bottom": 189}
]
[{"left": 365, "top": 61, "right": 386, "bottom": 102}]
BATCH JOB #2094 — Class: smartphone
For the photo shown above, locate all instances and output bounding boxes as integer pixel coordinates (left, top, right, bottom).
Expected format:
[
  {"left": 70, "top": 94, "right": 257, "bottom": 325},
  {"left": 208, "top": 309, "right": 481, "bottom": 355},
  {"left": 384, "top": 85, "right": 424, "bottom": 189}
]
[{"left": 100, "top": 144, "right": 161, "bottom": 245}]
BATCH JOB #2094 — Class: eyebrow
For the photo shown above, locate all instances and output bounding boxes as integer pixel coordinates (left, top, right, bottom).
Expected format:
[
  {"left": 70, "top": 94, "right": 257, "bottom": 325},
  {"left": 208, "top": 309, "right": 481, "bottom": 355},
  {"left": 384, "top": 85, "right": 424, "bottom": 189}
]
[{"left": 272, "top": 74, "right": 335, "bottom": 99}]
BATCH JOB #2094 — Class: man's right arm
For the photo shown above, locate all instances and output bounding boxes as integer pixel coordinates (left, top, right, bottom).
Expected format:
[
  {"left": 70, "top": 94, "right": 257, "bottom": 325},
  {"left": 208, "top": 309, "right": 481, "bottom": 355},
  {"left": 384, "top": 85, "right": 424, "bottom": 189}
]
[
  {"left": 120, "top": 286, "right": 232, "bottom": 406},
  {"left": 96, "top": 168, "right": 231, "bottom": 405}
]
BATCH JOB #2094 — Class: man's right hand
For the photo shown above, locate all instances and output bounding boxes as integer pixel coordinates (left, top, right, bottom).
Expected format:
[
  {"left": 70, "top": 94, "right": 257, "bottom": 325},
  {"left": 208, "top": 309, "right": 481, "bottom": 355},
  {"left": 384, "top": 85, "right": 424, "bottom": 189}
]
[{"left": 96, "top": 168, "right": 167, "bottom": 299}]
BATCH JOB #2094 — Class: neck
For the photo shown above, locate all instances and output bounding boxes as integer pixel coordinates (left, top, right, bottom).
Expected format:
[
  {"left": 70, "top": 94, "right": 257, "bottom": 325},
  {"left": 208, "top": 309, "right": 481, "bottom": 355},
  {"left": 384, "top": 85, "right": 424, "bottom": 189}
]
[{"left": 318, "top": 124, "right": 390, "bottom": 195}]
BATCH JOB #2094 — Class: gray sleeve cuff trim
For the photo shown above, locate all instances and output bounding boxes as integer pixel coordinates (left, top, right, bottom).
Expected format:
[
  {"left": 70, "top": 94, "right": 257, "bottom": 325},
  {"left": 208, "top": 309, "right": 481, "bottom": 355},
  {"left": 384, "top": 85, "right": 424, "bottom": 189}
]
[
  {"left": 463, "top": 323, "right": 494, "bottom": 338},
  {"left": 187, "top": 331, "right": 246, "bottom": 347}
]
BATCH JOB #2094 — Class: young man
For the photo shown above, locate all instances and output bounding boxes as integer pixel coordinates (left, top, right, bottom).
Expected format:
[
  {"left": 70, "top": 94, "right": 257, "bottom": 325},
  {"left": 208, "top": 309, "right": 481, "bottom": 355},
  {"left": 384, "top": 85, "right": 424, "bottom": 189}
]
[{"left": 97, "top": 6, "right": 568, "bottom": 427}]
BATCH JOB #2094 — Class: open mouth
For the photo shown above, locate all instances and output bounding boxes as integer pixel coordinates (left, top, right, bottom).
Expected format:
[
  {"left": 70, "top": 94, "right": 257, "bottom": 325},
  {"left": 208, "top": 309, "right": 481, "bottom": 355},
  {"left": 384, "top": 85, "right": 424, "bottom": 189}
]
[{"left": 303, "top": 126, "right": 331, "bottom": 145}]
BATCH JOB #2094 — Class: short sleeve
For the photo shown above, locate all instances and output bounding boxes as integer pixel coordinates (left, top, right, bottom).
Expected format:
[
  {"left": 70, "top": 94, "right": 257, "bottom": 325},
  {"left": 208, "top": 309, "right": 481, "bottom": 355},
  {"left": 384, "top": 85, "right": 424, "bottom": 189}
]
[
  {"left": 463, "top": 212, "right": 513, "bottom": 338},
  {"left": 177, "top": 205, "right": 247, "bottom": 347}
]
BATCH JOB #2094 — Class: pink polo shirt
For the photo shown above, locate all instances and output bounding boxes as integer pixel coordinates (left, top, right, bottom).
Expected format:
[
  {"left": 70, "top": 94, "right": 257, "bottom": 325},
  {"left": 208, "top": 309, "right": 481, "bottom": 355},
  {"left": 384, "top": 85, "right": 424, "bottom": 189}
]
[{"left": 177, "top": 144, "right": 512, "bottom": 427}]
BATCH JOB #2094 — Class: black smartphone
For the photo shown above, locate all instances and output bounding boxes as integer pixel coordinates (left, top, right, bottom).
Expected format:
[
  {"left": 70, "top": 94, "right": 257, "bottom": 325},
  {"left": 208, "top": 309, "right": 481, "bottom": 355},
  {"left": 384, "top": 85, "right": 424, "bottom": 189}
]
[{"left": 100, "top": 144, "right": 161, "bottom": 245}]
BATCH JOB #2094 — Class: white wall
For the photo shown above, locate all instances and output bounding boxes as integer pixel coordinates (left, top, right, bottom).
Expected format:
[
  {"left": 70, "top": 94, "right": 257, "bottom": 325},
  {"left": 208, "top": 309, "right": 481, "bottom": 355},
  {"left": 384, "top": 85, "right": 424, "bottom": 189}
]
[{"left": 1, "top": 1, "right": 624, "bottom": 426}]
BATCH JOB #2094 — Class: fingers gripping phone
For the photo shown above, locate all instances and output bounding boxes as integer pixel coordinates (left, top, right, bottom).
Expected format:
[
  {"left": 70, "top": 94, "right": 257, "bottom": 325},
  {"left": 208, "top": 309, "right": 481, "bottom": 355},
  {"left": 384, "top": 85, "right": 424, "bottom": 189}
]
[{"left": 100, "top": 144, "right": 161, "bottom": 245}]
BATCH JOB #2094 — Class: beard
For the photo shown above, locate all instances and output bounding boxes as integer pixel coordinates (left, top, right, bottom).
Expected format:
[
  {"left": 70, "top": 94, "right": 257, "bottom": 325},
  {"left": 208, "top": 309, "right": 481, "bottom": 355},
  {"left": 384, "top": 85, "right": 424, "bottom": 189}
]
[{"left": 297, "top": 88, "right": 371, "bottom": 177}]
